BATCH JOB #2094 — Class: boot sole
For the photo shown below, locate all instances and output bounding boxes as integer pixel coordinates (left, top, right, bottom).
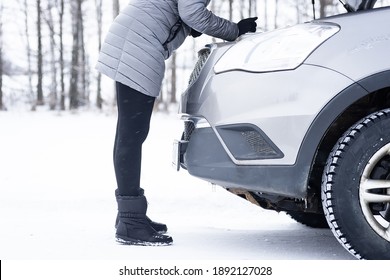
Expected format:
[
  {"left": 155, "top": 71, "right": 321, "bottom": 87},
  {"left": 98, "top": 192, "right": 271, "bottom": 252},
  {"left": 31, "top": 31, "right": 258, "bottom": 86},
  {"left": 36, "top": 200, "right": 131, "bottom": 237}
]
[{"left": 116, "top": 236, "right": 173, "bottom": 246}]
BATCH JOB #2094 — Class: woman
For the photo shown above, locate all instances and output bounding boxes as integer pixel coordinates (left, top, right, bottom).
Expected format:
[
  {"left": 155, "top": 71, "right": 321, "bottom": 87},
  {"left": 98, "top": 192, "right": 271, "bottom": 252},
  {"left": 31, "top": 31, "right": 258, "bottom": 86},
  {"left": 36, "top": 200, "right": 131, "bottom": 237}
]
[{"left": 96, "top": 0, "right": 257, "bottom": 246}]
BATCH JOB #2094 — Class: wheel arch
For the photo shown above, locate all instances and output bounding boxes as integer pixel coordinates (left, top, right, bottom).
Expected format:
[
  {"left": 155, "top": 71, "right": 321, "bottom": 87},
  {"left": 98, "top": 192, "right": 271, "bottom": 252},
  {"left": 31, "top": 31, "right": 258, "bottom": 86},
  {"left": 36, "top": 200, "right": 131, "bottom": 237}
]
[{"left": 304, "top": 70, "right": 390, "bottom": 197}]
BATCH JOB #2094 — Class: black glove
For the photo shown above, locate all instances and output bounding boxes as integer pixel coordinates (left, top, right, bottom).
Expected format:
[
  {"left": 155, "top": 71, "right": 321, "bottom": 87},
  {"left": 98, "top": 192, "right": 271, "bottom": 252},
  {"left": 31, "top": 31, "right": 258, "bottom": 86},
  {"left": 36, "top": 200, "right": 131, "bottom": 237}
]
[
  {"left": 190, "top": 28, "right": 202, "bottom": 38},
  {"left": 237, "top": 17, "right": 258, "bottom": 36}
]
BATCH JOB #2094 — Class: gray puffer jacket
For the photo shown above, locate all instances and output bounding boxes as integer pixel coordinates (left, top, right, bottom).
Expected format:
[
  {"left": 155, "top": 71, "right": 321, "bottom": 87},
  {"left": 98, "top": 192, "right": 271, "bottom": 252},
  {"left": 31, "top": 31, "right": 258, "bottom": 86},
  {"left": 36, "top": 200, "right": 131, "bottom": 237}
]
[{"left": 96, "top": 0, "right": 239, "bottom": 97}]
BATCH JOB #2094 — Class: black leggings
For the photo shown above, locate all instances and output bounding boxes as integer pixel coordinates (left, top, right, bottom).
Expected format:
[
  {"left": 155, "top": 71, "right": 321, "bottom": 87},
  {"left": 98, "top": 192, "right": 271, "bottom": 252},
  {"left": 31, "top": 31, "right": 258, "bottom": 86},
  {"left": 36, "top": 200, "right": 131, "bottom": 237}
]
[{"left": 114, "top": 82, "right": 155, "bottom": 196}]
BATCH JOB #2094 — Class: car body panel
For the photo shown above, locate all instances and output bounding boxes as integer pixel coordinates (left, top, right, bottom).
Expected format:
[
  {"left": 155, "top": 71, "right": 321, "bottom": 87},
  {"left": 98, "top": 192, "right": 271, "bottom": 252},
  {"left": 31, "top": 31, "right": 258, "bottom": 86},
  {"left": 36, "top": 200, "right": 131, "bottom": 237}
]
[{"left": 306, "top": 7, "right": 390, "bottom": 82}]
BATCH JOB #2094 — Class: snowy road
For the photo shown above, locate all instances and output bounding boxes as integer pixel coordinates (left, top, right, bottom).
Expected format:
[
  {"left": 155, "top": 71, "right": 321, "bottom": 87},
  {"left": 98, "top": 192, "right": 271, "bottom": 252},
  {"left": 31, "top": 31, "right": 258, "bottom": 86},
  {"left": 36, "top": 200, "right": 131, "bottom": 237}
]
[{"left": 0, "top": 110, "right": 354, "bottom": 260}]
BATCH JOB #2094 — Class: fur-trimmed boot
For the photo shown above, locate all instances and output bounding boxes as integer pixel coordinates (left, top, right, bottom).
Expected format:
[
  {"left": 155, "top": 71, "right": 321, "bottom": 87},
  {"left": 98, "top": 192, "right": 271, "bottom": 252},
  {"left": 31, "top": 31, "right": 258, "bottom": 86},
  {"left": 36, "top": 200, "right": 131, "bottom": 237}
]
[
  {"left": 114, "top": 189, "right": 168, "bottom": 234},
  {"left": 115, "top": 194, "right": 173, "bottom": 246}
]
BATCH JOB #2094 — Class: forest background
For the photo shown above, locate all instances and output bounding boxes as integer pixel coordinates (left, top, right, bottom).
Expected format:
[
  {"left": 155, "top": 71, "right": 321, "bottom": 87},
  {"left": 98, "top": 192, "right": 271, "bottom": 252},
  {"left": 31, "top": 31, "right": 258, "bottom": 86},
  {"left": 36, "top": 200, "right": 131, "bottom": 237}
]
[{"left": 0, "top": 0, "right": 389, "bottom": 112}]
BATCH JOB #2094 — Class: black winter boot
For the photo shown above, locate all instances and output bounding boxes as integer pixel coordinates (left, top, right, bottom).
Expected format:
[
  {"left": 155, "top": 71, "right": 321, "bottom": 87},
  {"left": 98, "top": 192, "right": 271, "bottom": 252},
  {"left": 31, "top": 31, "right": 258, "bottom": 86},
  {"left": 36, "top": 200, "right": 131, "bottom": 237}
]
[
  {"left": 115, "top": 215, "right": 168, "bottom": 234},
  {"left": 116, "top": 194, "right": 173, "bottom": 246},
  {"left": 114, "top": 189, "right": 168, "bottom": 234}
]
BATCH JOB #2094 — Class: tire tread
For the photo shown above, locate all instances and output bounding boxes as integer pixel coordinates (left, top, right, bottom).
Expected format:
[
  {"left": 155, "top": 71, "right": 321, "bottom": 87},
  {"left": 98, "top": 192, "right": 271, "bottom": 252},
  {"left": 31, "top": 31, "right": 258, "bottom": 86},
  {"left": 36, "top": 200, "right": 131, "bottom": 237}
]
[{"left": 321, "top": 109, "right": 390, "bottom": 259}]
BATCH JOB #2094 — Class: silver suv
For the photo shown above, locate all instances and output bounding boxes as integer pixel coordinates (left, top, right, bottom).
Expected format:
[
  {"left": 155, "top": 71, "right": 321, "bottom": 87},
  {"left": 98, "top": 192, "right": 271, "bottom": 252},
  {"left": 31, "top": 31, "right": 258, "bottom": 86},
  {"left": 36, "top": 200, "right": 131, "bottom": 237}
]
[{"left": 173, "top": 0, "right": 390, "bottom": 259}]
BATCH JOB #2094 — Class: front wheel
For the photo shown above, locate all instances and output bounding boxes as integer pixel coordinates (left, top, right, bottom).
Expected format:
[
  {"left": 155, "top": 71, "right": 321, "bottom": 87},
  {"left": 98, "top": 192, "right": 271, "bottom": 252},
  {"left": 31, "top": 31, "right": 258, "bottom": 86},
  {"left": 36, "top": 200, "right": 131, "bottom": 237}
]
[
  {"left": 286, "top": 210, "right": 329, "bottom": 228},
  {"left": 322, "top": 109, "right": 390, "bottom": 259}
]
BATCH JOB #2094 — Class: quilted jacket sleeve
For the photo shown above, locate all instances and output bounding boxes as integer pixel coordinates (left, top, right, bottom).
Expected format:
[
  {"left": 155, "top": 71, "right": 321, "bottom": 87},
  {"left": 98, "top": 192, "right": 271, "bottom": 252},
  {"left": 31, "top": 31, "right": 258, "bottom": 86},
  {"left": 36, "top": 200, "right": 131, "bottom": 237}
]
[{"left": 178, "top": 0, "right": 239, "bottom": 41}]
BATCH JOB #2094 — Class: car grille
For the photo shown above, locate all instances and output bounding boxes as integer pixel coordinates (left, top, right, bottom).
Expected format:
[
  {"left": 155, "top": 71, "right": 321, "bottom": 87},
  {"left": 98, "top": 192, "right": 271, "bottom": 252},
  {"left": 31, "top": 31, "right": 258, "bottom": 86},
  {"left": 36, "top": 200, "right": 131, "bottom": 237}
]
[{"left": 188, "top": 47, "right": 211, "bottom": 85}]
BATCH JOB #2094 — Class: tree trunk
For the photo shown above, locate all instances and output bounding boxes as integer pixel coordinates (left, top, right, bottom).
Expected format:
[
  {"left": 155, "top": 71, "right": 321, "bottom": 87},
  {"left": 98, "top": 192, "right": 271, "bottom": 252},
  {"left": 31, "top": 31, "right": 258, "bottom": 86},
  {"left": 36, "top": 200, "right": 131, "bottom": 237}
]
[
  {"left": 274, "top": 0, "right": 279, "bottom": 29},
  {"left": 78, "top": 5, "right": 88, "bottom": 107},
  {"left": 36, "top": 0, "right": 44, "bottom": 106},
  {"left": 113, "top": 0, "right": 120, "bottom": 18},
  {"left": 248, "top": 0, "right": 253, "bottom": 17},
  {"left": 21, "top": 0, "right": 35, "bottom": 110},
  {"left": 96, "top": 0, "right": 103, "bottom": 109},
  {"left": 69, "top": 0, "right": 81, "bottom": 110},
  {"left": 229, "top": 0, "right": 233, "bottom": 21},
  {"left": 46, "top": 1, "right": 58, "bottom": 110},
  {"left": 68, "top": 0, "right": 87, "bottom": 110},
  {"left": 170, "top": 52, "right": 177, "bottom": 104},
  {"left": 59, "top": 0, "right": 66, "bottom": 110},
  {"left": 319, "top": 0, "right": 334, "bottom": 18}
]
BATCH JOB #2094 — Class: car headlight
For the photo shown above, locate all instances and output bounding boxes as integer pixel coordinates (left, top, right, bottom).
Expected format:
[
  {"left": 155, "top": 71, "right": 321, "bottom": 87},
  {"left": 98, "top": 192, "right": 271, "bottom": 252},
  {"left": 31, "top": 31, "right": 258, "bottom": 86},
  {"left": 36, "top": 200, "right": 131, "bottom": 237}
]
[{"left": 214, "top": 22, "right": 340, "bottom": 73}]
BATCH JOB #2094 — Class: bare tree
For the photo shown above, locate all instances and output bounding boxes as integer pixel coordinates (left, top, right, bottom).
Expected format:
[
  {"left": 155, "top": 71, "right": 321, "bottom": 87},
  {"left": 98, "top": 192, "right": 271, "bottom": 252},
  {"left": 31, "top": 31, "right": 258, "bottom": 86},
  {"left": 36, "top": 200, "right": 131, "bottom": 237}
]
[
  {"left": 36, "top": 0, "right": 44, "bottom": 106},
  {"left": 18, "top": 0, "right": 35, "bottom": 110},
  {"left": 44, "top": 0, "right": 58, "bottom": 110},
  {"left": 248, "top": 0, "right": 256, "bottom": 17},
  {"left": 229, "top": 0, "right": 233, "bottom": 20},
  {"left": 79, "top": 3, "right": 88, "bottom": 107},
  {"left": 274, "top": 0, "right": 279, "bottom": 29},
  {"left": 69, "top": 0, "right": 86, "bottom": 110},
  {"left": 59, "top": 0, "right": 66, "bottom": 110},
  {"left": 319, "top": 0, "right": 335, "bottom": 18},
  {"left": 69, "top": 0, "right": 80, "bottom": 109},
  {"left": 95, "top": 0, "right": 103, "bottom": 109},
  {"left": 113, "top": 0, "right": 120, "bottom": 18},
  {"left": 169, "top": 52, "right": 177, "bottom": 104}
]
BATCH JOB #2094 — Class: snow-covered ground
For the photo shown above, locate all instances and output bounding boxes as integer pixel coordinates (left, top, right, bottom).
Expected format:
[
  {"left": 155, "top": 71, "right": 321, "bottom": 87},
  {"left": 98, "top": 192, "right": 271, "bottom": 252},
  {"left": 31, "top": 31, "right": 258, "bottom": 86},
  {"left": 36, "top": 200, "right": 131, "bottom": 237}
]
[{"left": 0, "top": 109, "right": 355, "bottom": 260}]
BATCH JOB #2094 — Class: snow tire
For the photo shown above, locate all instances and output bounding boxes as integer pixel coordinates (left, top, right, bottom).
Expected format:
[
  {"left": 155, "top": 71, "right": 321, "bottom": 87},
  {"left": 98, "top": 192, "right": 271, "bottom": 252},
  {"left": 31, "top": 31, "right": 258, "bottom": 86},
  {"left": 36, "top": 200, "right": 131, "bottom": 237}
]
[
  {"left": 286, "top": 211, "right": 329, "bottom": 228},
  {"left": 321, "top": 109, "right": 390, "bottom": 260}
]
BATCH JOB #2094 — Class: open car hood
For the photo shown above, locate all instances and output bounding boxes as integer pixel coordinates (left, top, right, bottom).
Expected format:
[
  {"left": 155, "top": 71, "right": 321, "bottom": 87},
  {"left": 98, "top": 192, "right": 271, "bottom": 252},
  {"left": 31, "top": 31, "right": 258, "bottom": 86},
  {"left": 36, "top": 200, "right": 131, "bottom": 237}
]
[{"left": 343, "top": 0, "right": 377, "bottom": 11}]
